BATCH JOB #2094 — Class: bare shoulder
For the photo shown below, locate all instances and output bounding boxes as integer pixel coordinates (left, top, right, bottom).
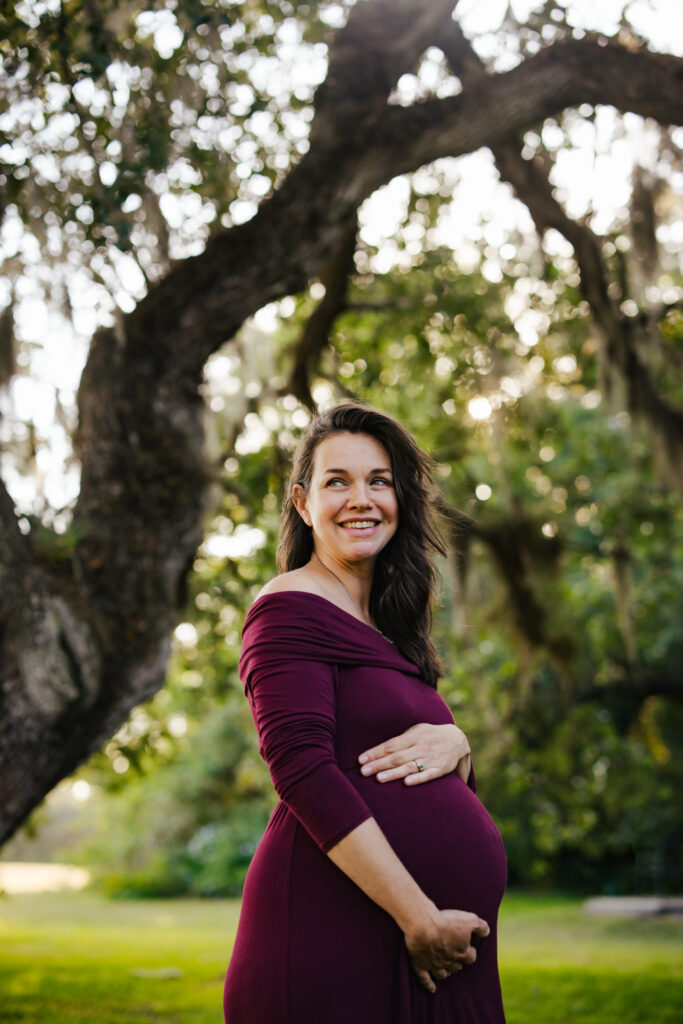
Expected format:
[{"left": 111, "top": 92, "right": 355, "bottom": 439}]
[{"left": 255, "top": 566, "right": 327, "bottom": 601}]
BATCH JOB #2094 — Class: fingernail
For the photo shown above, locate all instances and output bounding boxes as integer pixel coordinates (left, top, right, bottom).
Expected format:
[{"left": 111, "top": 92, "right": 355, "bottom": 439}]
[
  {"left": 361, "top": 765, "right": 371, "bottom": 775},
  {"left": 377, "top": 772, "right": 386, "bottom": 781},
  {"left": 358, "top": 754, "right": 368, "bottom": 764}
]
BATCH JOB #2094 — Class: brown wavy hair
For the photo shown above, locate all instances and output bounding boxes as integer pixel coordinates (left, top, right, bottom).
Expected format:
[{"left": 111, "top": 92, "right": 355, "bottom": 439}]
[{"left": 277, "top": 402, "right": 446, "bottom": 687}]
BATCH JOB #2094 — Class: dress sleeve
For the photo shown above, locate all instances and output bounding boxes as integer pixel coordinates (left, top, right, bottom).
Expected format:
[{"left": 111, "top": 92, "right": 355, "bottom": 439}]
[{"left": 245, "top": 656, "right": 374, "bottom": 853}]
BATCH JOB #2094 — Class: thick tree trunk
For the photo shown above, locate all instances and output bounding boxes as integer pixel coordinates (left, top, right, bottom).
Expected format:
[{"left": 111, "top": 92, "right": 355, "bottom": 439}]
[{"left": 1, "top": 0, "right": 682, "bottom": 842}]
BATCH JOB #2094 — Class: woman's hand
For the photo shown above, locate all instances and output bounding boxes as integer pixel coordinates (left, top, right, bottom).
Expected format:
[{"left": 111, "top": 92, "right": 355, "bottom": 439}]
[
  {"left": 404, "top": 907, "right": 490, "bottom": 993},
  {"left": 358, "top": 722, "right": 471, "bottom": 785}
]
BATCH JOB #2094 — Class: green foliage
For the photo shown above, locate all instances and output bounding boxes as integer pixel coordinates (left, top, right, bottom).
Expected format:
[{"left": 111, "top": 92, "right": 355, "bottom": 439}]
[
  {"left": 1, "top": 0, "right": 327, "bottom": 243},
  {"left": 80, "top": 700, "right": 274, "bottom": 897}
]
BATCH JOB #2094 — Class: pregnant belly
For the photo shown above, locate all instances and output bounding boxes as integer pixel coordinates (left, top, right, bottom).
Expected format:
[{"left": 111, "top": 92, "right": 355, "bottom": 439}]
[{"left": 350, "top": 770, "right": 507, "bottom": 923}]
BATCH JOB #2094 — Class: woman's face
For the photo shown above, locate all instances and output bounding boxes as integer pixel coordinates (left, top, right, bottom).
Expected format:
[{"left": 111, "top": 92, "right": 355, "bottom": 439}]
[{"left": 294, "top": 431, "right": 399, "bottom": 570}]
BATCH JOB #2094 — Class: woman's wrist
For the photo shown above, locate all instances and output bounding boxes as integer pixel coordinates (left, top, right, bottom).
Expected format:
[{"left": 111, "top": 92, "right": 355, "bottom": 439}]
[{"left": 396, "top": 894, "right": 440, "bottom": 938}]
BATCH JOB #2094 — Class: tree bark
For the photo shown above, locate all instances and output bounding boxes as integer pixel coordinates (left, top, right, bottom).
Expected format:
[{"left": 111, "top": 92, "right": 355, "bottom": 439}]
[{"left": 2, "top": 0, "right": 682, "bottom": 841}]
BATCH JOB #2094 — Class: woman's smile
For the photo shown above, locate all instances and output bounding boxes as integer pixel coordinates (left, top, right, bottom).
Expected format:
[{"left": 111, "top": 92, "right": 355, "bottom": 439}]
[{"left": 338, "top": 519, "right": 380, "bottom": 530}]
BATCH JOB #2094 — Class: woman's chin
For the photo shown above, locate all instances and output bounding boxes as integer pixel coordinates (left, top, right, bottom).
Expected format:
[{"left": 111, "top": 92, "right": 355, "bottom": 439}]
[{"left": 337, "top": 539, "right": 389, "bottom": 561}]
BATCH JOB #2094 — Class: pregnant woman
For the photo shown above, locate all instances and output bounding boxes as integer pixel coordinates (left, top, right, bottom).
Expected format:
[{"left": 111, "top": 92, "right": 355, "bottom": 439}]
[{"left": 223, "top": 403, "right": 507, "bottom": 1023}]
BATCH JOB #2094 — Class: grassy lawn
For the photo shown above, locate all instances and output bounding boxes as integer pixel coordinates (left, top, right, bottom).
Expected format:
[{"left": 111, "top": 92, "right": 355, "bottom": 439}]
[
  {"left": 0, "top": 889, "right": 681, "bottom": 1022},
  {"left": 498, "top": 893, "right": 682, "bottom": 1023}
]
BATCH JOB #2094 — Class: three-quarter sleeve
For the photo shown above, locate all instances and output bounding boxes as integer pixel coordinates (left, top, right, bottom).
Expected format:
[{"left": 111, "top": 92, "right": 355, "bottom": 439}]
[{"left": 245, "top": 657, "right": 373, "bottom": 852}]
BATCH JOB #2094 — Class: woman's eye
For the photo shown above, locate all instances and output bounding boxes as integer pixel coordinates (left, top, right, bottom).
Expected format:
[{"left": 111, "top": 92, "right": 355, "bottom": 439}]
[{"left": 325, "top": 476, "right": 391, "bottom": 487}]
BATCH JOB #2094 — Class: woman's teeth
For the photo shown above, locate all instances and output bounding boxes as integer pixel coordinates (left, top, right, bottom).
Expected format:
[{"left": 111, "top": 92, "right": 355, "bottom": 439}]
[{"left": 340, "top": 521, "right": 377, "bottom": 528}]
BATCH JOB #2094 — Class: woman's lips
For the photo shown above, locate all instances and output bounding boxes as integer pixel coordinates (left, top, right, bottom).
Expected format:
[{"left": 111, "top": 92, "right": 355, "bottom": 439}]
[{"left": 338, "top": 520, "right": 380, "bottom": 531}]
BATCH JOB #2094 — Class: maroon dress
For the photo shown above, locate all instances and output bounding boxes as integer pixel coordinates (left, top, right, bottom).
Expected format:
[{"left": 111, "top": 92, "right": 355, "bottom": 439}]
[{"left": 223, "top": 592, "right": 507, "bottom": 1023}]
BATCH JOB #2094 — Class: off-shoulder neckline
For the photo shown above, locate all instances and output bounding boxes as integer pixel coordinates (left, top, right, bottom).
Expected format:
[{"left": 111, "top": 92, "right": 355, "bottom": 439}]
[{"left": 247, "top": 589, "right": 394, "bottom": 644}]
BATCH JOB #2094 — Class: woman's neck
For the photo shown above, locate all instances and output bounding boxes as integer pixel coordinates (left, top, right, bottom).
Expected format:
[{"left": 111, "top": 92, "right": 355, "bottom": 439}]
[{"left": 310, "top": 549, "right": 374, "bottom": 620}]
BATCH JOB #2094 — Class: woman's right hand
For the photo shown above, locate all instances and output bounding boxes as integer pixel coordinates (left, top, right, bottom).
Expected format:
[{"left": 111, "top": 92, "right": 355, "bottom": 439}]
[{"left": 404, "top": 907, "right": 490, "bottom": 993}]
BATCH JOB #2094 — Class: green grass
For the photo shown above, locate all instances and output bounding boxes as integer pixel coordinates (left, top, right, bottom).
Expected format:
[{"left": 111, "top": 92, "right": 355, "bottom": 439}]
[
  {"left": 0, "top": 890, "right": 680, "bottom": 1022},
  {"left": 498, "top": 893, "right": 683, "bottom": 1023},
  {"left": 0, "top": 892, "right": 237, "bottom": 1023}
]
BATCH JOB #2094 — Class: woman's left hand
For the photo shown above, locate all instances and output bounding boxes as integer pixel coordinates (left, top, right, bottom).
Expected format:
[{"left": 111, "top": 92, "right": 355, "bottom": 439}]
[{"left": 358, "top": 723, "right": 471, "bottom": 786}]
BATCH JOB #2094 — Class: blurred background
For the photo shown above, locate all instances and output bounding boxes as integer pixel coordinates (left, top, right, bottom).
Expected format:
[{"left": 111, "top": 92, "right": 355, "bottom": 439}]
[{"left": 0, "top": 1, "right": 681, "bottom": 1021}]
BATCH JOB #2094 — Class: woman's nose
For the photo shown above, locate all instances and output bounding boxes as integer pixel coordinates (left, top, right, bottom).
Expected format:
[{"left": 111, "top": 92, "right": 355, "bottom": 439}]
[{"left": 348, "top": 483, "right": 372, "bottom": 507}]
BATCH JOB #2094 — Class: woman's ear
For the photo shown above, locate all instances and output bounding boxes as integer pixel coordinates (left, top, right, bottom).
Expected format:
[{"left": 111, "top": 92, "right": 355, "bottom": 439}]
[{"left": 292, "top": 484, "right": 311, "bottom": 526}]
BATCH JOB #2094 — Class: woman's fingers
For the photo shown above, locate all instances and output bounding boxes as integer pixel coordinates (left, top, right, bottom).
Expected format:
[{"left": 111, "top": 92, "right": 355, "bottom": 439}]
[
  {"left": 358, "top": 726, "right": 420, "bottom": 768},
  {"left": 455, "top": 753, "right": 472, "bottom": 784},
  {"left": 403, "top": 763, "right": 438, "bottom": 785},
  {"left": 359, "top": 742, "right": 430, "bottom": 779},
  {"left": 358, "top": 738, "right": 431, "bottom": 774},
  {"left": 412, "top": 965, "right": 436, "bottom": 994},
  {"left": 361, "top": 752, "right": 447, "bottom": 786},
  {"left": 359, "top": 750, "right": 418, "bottom": 778},
  {"left": 361, "top": 755, "right": 443, "bottom": 786},
  {"left": 410, "top": 956, "right": 465, "bottom": 992},
  {"left": 405, "top": 908, "right": 488, "bottom": 994}
]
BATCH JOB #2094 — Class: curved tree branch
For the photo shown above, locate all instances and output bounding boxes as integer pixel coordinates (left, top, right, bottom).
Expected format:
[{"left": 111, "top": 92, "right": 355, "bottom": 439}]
[
  {"left": 440, "top": 24, "right": 683, "bottom": 493},
  {"left": 312, "top": 0, "right": 461, "bottom": 145},
  {"left": 75, "top": 33, "right": 681, "bottom": 397},
  {"left": 437, "top": 498, "right": 572, "bottom": 660},
  {"left": 91, "top": 38, "right": 683, "bottom": 393},
  {"left": 491, "top": 141, "right": 683, "bottom": 490},
  {"left": 376, "top": 39, "right": 683, "bottom": 181},
  {"left": 577, "top": 670, "right": 683, "bottom": 732},
  {"left": 288, "top": 216, "right": 358, "bottom": 410}
]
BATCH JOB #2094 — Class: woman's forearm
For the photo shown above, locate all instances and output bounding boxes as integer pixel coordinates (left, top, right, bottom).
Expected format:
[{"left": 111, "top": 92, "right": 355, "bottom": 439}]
[
  {"left": 327, "top": 816, "right": 489, "bottom": 994},
  {"left": 327, "top": 817, "right": 438, "bottom": 934}
]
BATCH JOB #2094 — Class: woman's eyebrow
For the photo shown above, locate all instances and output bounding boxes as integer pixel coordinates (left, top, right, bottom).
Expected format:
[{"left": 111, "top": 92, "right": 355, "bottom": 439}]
[{"left": 322, "top": 467, "right": 392, "bottom": 475}]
